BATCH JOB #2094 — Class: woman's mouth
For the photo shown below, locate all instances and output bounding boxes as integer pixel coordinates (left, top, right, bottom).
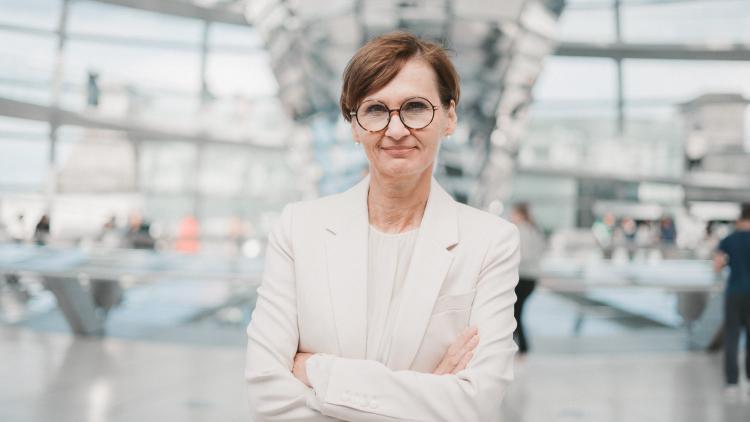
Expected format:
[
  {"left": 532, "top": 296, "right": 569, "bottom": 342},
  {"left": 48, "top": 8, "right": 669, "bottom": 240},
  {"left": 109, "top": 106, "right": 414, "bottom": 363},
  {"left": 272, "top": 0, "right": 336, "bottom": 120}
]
[{"left": 381, "top": 146, "right": 417, "bottom": 157}]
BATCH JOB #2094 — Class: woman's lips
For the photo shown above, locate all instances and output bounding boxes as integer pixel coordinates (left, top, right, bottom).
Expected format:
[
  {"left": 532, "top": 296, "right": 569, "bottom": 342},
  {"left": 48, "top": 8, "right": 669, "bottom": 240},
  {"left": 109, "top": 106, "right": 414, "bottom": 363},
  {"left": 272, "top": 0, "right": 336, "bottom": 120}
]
[{"left": 381, "top": 146, "right": 417, "bottom": 157}]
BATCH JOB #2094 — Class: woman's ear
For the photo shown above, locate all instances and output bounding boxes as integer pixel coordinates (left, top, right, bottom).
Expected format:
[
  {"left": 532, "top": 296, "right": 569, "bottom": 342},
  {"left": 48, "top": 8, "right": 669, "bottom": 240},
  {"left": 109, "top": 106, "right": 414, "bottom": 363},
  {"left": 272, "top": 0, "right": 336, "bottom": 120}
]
[{"left": 445, "top": 99, "right": 457, "bottom": 136}]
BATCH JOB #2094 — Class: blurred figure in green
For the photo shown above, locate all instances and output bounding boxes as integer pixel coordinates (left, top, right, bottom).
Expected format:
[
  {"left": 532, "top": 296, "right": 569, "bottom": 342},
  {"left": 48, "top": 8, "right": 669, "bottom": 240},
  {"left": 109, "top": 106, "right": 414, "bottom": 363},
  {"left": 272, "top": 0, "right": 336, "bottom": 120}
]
[{"left": 592, "top": 212, "right": 616, "bottom": 259}]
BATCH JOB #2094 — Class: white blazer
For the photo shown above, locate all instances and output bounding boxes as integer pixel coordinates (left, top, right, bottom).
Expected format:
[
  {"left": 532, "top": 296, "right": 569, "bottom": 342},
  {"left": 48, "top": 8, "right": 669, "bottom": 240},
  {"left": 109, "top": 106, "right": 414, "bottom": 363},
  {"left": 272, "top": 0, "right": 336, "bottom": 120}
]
[{"left": 246, "top": 176, "right": 520, "bottom": 422}]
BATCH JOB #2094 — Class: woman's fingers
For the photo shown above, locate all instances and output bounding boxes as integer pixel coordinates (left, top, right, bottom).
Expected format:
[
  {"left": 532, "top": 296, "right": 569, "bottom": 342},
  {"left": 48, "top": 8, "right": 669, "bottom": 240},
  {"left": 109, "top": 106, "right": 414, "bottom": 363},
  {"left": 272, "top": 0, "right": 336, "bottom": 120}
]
[
  {"left": 433, "top": 326, "right": 479, "bottom": 375},
  {"left": 450, "top": 334, "right": 479, "bottom": 374},
  {"left": 445, "top": 326, "right": 477, "bottom": 361},
  {"left": 452, "top": 350, "right": 474, "bottom": 374}
]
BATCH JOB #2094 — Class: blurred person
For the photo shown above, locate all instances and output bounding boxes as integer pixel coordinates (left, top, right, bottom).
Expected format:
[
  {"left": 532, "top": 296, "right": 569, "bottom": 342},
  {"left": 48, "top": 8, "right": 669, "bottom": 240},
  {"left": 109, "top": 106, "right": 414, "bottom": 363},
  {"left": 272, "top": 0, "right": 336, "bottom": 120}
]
[
  {"left": 621, "top": 217, "right": 637, "bottom": 260},
  {"left": 635, "top": 221, "right": 655, "bottom": 249},
  {"left": 659, "top": 215, "right": 677, "bottom": 245},
  {"left": 714, "top": 203, "right": 750, "bottom": 398},
  {"left": 510, "top": 203, "right": 546, "bottom": 356},
  {"left": 9, "top": 213, "right": 26, "bottom": 243},
  {"left": 174, "top": 215, "right": 200, "bottom": 253},
  {"left": 227, "top": 215, "right": 246, "bottom": 256},
  {"left": 696, "top": 221, "right": 721, "bottom": 260},
  {"left": 245, "top": 32, "right": 520, "bottom": 421},
  {"left": 685, "top": 123, "right": 707, "bottom": 172},
  {"left": 125, "top": 211, "right": 155, "bottom": 250},
  {"left": 592, "top": 212, "right": 616, "bottom": 259},
  {"left": 33, "top": 214, "right": 50, "bottom": 246},
  {"left": 621, "top": 217, "right": 637, "bottom": 241},
  {"left": 97, "top": 215, "right": 122, "bottom": 249},
  {"left": 86, "top": 70, "right": 100, "bottom": 108}
]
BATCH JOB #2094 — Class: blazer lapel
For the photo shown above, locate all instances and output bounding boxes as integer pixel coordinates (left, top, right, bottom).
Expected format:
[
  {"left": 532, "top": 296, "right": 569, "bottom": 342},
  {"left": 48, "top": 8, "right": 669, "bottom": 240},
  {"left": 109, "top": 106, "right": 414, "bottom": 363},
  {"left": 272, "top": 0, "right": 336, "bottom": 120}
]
[
  {"left": 324, "top": 176, "right": 370, "bottom": 359},
  {"left": 387, "top": 180, "right": 459, "bottom": 370}
]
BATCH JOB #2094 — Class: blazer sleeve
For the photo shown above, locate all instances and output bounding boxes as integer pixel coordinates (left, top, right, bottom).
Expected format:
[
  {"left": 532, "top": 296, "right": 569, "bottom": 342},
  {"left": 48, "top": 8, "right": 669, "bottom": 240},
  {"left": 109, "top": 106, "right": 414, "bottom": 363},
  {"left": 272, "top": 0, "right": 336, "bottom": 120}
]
[
  {"left": 306, "top": 223, "right": 521, "bottom": 422},
  {"left": 245, "top": 203, "right": 340, "bottom": 422}
]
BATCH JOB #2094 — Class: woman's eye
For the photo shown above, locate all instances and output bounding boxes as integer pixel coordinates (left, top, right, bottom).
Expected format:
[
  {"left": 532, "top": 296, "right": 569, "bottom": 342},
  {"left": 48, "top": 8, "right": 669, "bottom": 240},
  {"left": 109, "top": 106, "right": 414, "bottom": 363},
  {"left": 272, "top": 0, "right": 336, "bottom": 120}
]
[
  {"left": 365, "top": 104, "right": 387, "bottom": 114},
  {"left": 404, "top": 101, "right": 429, "bottom": 111}
]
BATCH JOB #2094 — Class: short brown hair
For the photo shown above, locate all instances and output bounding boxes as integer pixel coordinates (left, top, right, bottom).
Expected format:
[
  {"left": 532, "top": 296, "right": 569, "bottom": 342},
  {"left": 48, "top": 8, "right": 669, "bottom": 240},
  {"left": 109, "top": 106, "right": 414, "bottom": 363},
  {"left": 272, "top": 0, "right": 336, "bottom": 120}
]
[{"left": 340, "top": 31, "right": 460, "bottom": 122}]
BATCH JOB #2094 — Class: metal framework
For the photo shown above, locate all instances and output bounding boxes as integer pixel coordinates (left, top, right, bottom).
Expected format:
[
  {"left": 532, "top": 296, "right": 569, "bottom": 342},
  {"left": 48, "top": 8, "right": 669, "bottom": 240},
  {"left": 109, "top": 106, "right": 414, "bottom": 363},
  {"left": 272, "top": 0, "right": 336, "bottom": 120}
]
[{"left": 2, "top": 0, "right": 749, "bottom": 206}]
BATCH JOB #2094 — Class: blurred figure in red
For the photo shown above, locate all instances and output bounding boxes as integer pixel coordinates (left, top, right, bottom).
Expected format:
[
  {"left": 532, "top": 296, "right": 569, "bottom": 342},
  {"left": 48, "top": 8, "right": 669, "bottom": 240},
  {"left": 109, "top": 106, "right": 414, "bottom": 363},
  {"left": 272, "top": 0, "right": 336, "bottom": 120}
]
[{"left": 175, "top": 215, "right": 200, "bottom": 253}]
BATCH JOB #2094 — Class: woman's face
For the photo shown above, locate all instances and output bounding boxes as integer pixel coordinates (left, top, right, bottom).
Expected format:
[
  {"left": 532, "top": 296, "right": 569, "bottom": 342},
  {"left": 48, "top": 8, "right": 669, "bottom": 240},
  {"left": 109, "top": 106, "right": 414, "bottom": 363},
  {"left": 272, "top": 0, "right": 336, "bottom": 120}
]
[{"left": 351, "top": 58, "right": 457, "bottom": 180}]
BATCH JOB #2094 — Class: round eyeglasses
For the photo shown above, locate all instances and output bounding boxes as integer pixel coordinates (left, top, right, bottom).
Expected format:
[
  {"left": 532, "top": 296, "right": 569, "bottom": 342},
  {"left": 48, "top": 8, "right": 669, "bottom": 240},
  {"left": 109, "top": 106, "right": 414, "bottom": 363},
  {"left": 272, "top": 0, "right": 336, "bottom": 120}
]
[{"left": 350, "top": 97, "right": 439, "bottom": 132}]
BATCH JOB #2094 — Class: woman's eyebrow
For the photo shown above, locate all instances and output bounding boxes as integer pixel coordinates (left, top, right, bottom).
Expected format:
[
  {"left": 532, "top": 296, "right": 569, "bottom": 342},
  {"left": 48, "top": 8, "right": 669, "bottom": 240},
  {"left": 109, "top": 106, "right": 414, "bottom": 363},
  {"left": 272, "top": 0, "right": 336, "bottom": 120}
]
[{"left": 362, "top": 95, "right": 426, "bottom": 105}]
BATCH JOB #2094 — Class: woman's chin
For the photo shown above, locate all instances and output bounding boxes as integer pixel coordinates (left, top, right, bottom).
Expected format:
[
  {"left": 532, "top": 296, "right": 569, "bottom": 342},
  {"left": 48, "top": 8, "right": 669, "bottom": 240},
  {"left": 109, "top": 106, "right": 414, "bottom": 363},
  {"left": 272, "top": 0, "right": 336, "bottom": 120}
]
[{"left": 373, "top": 161, "right": 432, "bottom": 180}]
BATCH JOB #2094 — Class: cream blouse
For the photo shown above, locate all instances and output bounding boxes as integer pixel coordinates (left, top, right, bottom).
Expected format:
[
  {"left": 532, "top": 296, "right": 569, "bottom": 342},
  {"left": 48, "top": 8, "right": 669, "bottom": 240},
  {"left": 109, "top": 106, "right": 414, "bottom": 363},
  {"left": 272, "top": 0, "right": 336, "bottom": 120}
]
[
  {"left": 365, "top": 225, "right": 420, "bottom": 362},
  {"left": 306, "top": 225, "right": 420, "bottom": 392}
]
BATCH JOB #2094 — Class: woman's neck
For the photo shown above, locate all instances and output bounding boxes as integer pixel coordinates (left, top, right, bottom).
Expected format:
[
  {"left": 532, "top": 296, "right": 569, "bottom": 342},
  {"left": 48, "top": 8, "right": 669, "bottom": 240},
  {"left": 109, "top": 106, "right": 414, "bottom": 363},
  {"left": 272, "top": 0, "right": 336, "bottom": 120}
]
[{"left": 367, "top": 168, "right": 432, "bottom": 234}]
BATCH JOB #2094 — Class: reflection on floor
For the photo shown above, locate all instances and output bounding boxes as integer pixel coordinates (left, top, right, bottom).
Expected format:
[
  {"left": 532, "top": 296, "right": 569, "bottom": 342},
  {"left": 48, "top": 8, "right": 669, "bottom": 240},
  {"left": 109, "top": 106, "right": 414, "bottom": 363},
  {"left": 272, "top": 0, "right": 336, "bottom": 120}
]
[
  {"left": 0, "top": 327, "right": 250, "bottom": 422},
  {"left": 1, "top": 291, "right": 748, "bottom": 422},
  {"left": 505, "top": 353, "right": 749, "bottom": 422}
]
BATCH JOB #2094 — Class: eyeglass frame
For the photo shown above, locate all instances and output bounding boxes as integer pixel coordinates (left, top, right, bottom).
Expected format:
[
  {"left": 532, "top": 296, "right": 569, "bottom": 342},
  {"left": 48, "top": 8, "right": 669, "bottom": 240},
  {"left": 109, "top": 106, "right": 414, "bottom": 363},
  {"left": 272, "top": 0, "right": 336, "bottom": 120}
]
[{"left": 349, "top": 96, "right": 440, "bottom": 133}]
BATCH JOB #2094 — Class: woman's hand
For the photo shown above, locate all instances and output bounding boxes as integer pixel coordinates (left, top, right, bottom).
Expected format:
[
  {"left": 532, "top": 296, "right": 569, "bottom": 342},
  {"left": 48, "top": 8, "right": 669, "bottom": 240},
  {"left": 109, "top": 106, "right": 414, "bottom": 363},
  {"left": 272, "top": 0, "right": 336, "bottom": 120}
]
[
  {"left": 292, "top": 352, "right": 314, "bottom": 387},
  {"left": 432, "top": 326, "right": 480, "bottom": 375},
  {"left": 294, "top": 326, "right": 479, "bottom": 383}
]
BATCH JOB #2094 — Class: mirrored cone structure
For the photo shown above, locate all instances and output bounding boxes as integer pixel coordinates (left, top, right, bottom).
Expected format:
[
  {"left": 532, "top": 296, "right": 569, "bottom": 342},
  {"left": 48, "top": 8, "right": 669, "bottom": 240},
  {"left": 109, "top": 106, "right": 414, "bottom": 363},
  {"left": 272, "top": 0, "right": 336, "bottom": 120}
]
[{"left": 245, "top": 0, "right": 563, "bottom": 204}]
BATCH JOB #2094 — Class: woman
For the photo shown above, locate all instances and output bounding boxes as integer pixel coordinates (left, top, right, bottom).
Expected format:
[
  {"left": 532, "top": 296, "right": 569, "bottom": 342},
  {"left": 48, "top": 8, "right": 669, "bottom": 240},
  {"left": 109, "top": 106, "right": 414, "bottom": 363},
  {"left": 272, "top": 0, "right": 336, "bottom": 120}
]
[
  {"left": 246, "top": 31, "right": 520, "bottom": 421},
  {"left": 510, "top": 203, "right": 546, "bottom": 355}
]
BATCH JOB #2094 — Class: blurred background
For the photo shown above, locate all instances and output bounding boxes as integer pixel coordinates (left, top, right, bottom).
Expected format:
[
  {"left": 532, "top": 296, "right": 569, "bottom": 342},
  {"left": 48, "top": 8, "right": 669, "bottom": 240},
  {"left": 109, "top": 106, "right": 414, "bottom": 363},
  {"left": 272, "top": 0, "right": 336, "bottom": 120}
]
[{"left": 1, "top": 0, "right": 749, "bottom": 421}]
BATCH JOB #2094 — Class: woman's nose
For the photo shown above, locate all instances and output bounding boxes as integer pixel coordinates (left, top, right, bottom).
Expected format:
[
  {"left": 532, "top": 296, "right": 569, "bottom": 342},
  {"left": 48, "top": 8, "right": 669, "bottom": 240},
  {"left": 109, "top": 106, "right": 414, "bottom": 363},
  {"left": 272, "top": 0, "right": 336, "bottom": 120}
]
[{"left": 385, "top": 112, "right": 410, "bottom": 139}]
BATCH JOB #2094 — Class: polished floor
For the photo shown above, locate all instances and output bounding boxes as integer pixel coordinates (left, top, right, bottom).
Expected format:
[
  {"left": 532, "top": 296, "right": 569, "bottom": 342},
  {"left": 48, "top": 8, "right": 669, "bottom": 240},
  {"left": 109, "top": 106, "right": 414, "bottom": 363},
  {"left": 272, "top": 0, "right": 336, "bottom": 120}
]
[
  {"left": 1, "top": 325, "right": 749, "bottom": 422},
  {"left": 0, "top": 327, "right": 249, "bottom": 422},
  {"left": 2, "top": 288, "right": 750, "bottom": 422}
]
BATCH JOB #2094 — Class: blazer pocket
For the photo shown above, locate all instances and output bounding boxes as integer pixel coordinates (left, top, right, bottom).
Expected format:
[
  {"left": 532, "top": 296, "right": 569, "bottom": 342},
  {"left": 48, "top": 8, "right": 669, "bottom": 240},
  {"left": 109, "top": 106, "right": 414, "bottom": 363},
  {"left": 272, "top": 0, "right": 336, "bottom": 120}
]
[
  {"left": 412, "top": 290, "right": 477, "bottom": 372},
  {"left": 432, "top": 289, "right": 476, "bottom": 315}
]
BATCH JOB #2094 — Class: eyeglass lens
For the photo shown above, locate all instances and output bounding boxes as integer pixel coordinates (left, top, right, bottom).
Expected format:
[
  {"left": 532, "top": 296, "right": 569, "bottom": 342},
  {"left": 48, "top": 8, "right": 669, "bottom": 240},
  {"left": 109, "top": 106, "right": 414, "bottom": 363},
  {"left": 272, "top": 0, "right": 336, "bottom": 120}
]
[{"left": 356, "top": 97, "right": 435, "bottom": 131}]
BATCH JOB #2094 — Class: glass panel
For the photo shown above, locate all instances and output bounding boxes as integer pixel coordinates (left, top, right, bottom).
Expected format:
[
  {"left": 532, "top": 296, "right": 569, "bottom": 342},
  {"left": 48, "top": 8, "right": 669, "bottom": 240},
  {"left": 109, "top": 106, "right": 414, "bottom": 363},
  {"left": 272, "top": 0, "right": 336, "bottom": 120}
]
[
  {"left": 533, "top": 57, "right": 617, "bottom": 101},
  {"left": 454, "top": 0, "right": 524, "bottom": 21},
  {"left": 623, "top": 60, "right": 750, "bottom": 102},
  {"left": 207, "top": 51, "right": 278, "bottom": 98},
  {"left": 245, "top": 152, "right": 292, "bottom": 197},
  {"left": 509, "top": 174, "right": 577, "bottom": 230},
  {"left": 523, "top": 104, "right": 618, "bottom": 163},
  {"left": 208, "top": 23, "right": 263, "bottom": 50},
  {"left": 60, "top": 40, "right": 202, "bottom": 121},
  {"left": 139, "top": 141, "right": 197, "bottom": 194},
  {"left": 622, "top": 0, "right": 750, "bottom": 44},
  {"left": 63, "top": 40, "right": 201, "bottom": 98},
  {"left": 557, "top": 7, "right": 616, "bottom": 43},
  {"left": 55, "top": 127, "right": 135, "bottom": 193},
  {"left": 0, "top": 30, "right": 56, "bottom": 104},
  {"left": 0, "top": 116, "right": 50, "bottom": 189},
  {"left": 0, "top": 0, "right": 62, "bottom": 31},
  {"left": 68, "top": 0, "right": 202, "bottom": 44},
  {"left": 143, "top": 194, "right": 194, "bottom": 225},
  {"left": 0, "top": 115, "right": 49, "bottom": 136},
  {"left": 198, "top": 145, "right": 247, "bottom": 197},
  {"left": 566, "top": 0, "right": 614, "bottom": 5}
]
